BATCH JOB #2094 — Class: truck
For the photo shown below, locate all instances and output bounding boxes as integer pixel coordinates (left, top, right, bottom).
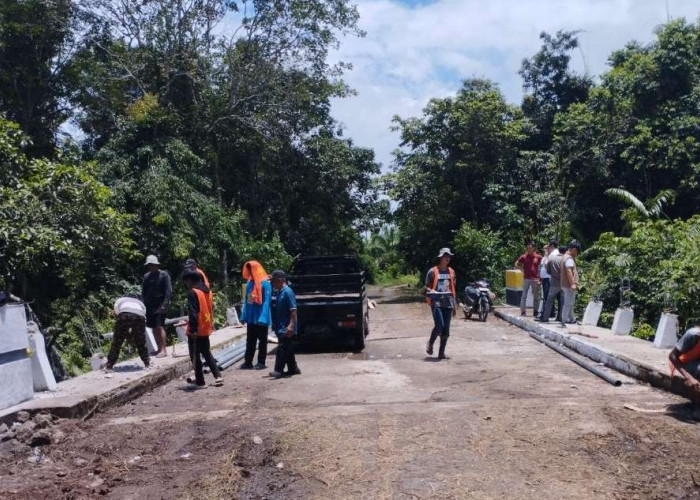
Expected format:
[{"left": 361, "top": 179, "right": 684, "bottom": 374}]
[{"left": 287, "top": 255, "right": 369, "bottom": 351}]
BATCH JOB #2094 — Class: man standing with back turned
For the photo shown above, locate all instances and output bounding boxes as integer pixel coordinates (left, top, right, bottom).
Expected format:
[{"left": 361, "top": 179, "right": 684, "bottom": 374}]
[
  {"left": 515, "top": 241, "right": 542, "bottom": 317},
  {"left": 269, "top": 270, "right": 301, "bottom": 379},
  {"left": 142, "top": 255, "right": 172, "bottom": 358}
]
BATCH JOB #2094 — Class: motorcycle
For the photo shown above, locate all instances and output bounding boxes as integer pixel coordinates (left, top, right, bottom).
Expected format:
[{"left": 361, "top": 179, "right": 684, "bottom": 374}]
[{"left": 462, "top": 280, "right": 494, "bottom": 322}]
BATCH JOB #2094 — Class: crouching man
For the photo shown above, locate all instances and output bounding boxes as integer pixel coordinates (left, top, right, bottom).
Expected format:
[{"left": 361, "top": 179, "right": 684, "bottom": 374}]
[
  {"left": 182, "top": 270, "right": 222, "bottom": 388},
  {"left": 669, "top": 327, "right": 700, "bottom": 395},
  {"left": 269, "top": 270, "right": 301, "bottom": 379},
  {"left": 104, "top": 294, "right": 150, "bottom": 371}
]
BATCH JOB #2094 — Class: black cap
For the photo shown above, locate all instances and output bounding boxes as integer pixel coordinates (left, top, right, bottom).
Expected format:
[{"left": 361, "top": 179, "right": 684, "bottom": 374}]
[
  {"left": 184, "top": 258, "right": 196, "bottom": 268},
  {"left": 548, "top": 238, "right": 559, "bottom": 247},
  {"left": 568, "top": 239, "right": 582, "bottom": 252},
  {"left": 270, "top": 270, "right": 286, "bottom": 280}
]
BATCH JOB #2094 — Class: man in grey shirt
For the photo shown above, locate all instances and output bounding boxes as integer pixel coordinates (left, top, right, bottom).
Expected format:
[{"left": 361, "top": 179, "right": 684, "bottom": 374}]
[
  {"left": 669, "top": 327, "right": 700, "bottom": 393},
  {"left": 537, "top": 245, "right": 565, "bottom": 324}
]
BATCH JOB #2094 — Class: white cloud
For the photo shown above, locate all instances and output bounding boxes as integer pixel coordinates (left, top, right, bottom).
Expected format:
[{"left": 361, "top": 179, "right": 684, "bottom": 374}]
[{"left": 329, "top": 0, "right": 700, "bottom": 169}]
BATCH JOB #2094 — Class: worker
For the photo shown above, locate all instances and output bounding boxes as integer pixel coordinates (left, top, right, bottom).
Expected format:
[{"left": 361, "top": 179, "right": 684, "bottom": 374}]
[
  {"left": 514, "top": 241, "right": 542, "bottom": 317},
  {"left": 425, "top": 248, "right": 457, "bottom": 360},
  {"left": 669, "top": 327, "right": 700, "bottom": 394},
  {"left": 240, "top": 260, "right": 272, "bottom": 370},
  {"left": 269, "top": 270, "right": 300, "bottom": 379},
  {"left": 103, "top": 294, "right": 150, "bottom": 371},
  {"left": 141, "top": 255, "right": 172, "bottom": 358},
  {"left": 184, "top": 258, "right": 211, "bottom": 289},
  {"left": 182, "top": 269, "right": 222, "bottom": 387}
]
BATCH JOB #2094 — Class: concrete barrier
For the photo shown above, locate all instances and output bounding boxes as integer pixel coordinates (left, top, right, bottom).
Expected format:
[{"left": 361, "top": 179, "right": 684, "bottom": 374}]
[
  {"left": 611, "top": 308, "right": 634, "bottom": 335},
  {"left": 27, "top": 323, "right": 57, "bottom": 392},
  {"left": 654, "top": 313, "right": 678, "bottom": 349},
  {"left": 582, "top": 301, "right": 603, "bottom": 326},
  {"left": 0, "top": 304, "right": 33, "bottom": 410}
]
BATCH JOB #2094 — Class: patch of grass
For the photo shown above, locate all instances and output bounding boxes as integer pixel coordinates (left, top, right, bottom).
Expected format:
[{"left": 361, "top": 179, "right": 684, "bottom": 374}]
[
  {"left": 179, "top": 448, "right": 242, "bottom": 499},
  {"left": 375, "top": 273, "right": 420, "bottom": 287}
]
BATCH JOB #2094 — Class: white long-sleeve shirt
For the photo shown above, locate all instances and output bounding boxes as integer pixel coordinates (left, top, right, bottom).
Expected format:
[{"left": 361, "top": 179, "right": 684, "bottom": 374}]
[{"left": 114, "top": 297, "right": 147, "bottom": 317}]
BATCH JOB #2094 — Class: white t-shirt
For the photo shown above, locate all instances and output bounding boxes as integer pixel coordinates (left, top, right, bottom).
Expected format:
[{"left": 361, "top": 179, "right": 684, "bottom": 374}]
[
  {"left": 114, "top": 297, "right": 147, "bottom": 317},
  {"left": 565, "top": 257, "right": 575, "bottom": 268}
]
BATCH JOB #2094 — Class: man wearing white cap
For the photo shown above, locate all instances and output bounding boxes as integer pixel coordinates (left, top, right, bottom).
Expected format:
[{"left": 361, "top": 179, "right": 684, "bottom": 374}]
[
  {"left": 141, "top": 255, "right": 172, "bottom": 357},
  {"left": 425, "top": 248, "right": 457, "bottom": 360}
]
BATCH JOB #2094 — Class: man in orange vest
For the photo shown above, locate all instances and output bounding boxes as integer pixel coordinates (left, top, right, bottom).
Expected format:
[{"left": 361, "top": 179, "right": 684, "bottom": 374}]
[
  {"left": 425, "top": 248, "right": 457, "bottom": 360},
  {"left": 182, "top": 269, "right": 222, "bottom": 388},
  {"left": 669, "top": 327, "right": 700, "bottom": 394}
]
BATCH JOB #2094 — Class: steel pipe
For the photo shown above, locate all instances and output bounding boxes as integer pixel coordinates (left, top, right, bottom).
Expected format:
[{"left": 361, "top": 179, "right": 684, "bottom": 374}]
[
  {"left": 529, "top": 331, "right": 622, "bottom": 387},
  {"left": 220, "top": 352, "right": 246, "bottom": 370},
  {"left": 215, "top": 346, "right": 244, "bottom": 360}
]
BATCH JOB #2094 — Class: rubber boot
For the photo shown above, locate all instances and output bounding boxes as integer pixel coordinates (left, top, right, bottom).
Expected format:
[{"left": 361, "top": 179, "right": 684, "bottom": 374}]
[
  {"left": 426, "top": 330, "right": 439, "bottom": 355},
  {"left": 438, "top": 336, "right": 449, "bottom": 360}
]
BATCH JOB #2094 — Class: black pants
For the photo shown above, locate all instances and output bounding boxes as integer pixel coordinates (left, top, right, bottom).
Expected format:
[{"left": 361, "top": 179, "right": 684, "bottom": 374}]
[
  {"left": 274, "top": 335, "right": 298, "bottom": 374},
  {"left": 107, "top": 313, "right": 150, "bottom": 368},
  {"left": 245, "top": 323, "right": 268, "bottom": 365},
  {"left": 189, "top": 335, "right": 221, "bottom": 386},
  {"left": 540, "top": 278, "right": 562, "bottom": 320}
]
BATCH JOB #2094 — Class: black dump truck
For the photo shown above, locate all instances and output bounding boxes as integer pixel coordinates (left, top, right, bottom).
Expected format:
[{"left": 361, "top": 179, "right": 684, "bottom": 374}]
[{"left": 287, "top": 255, "right": 369, "bottom": 351}]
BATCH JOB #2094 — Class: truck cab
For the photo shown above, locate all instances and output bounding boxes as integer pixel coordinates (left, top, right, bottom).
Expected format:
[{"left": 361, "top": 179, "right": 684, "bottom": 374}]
[{"left": 287, "top": 256, "right": 369, "bottom": 351}]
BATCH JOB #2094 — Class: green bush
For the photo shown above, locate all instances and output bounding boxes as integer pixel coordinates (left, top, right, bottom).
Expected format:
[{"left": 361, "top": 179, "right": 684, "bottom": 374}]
[
  {"left": 453, "top": 222, "right": 517, "bottom": 295},
  {"left": 632, "top": 322, "right": 655, "bottom": 341},
  {"left": 581, "top": 216, "right": 700, "bottom": 328}
]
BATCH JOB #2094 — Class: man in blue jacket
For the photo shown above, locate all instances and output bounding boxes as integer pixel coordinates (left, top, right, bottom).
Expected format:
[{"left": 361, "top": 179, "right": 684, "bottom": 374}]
[{"left": 269, "top": 270, "right": 301, "bottom": 379}]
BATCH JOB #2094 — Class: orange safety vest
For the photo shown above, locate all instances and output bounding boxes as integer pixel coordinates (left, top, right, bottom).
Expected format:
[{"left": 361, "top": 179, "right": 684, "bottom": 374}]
[
  {"left": 187, "top": 288, "right": 214, "bottom": 337},
  {"left": 425, "top": 266, "right": 456, "bottom": 304},
  {"left": 197, "top": 268, "right": 211, "bottom": 289},
  {"left": 670, "top": 340, "right": 700, "bottom": 376}
]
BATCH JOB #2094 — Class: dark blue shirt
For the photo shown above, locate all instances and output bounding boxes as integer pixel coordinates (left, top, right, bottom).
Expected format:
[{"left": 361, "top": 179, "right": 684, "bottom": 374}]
[{"left": 271, "top": 285, "right": 297, "bottom": 336}]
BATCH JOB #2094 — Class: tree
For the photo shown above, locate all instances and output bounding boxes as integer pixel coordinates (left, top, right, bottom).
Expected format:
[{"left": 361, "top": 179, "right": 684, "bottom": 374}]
[
  {"left": 0, "top": 0, "right": 81, "bottom": 156},
  {"left": 520, "top": 30, "right": 593, "bottom": 150},
  {"left": 388, "top": 79, "right": 525, "bottom": 271}
]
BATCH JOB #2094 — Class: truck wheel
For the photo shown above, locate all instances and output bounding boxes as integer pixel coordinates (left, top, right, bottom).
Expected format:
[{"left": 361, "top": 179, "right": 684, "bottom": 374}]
[{"left": 354, "top": 322, "right": 367, "bottom": 352}]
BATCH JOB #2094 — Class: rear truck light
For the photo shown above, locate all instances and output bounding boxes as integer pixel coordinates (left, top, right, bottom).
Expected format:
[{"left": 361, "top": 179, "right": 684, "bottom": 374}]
[{"left": 338, "top": 321, "right": 357, "bottom": 327}]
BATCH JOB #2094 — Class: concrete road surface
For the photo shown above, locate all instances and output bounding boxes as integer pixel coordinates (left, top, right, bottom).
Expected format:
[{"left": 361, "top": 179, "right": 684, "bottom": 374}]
[{"left": 1, "top": 286, "right": 700, "bottom": 499}]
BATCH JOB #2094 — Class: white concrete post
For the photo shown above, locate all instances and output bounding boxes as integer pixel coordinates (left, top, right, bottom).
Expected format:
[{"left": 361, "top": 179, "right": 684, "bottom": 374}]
[
  {"left": 27, "top": 323, "right": 57, "bottom": 392},
  {"left": 226, "top": 307, "right": 241, "bottom": 327},
  {"left": 611, "top": 307, "right": 634, "bottom": 335},
  {"left": 145, "top": 327, "right": 158, "bottom": 354},
  {"left": 0, "top": 304, "right": 34, "bottom": 409},
  {"left": 582, "top": 301, "right": 603, "bottom": 326},
  {"left": 654, "top": 312, "right": 678, "bottom": 349}
]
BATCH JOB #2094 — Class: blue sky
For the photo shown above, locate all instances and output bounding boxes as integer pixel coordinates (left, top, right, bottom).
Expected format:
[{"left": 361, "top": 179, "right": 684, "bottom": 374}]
[{"left": 329, "top": 0, "right": 700, "bottom": 170}]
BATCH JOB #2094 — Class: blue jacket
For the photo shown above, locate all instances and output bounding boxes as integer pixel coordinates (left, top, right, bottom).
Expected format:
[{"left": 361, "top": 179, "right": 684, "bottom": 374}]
[{"left": 240, "top": 280, "right": 272, "bottom": 326}]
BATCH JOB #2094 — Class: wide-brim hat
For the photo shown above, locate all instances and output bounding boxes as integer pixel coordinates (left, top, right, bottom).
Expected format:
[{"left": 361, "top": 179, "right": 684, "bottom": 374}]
[
  {"left": 144, "top": 255, "right": 160, "bottom": 266},
  {"left": 437, "top": 248, "right": 454, "bottom": 258}
]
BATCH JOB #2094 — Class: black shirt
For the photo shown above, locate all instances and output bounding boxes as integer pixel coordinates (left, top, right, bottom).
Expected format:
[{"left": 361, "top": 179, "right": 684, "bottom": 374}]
[
  {"left": 141, "top": 270, "right": 172, "bottom": 313},
  {"left": 187, "top": 283, "right": 210, "bottom": 334}
]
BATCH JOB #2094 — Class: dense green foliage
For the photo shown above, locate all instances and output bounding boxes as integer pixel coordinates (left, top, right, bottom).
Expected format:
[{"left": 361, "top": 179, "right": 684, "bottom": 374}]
[
  {"left": 0, "top": 0, "right": 384, "bottom": 372},
  {"left": 581, "top": 217, "right": 700, "bottom": 330},
  {"left": 390, "top": 20, "right": 700, "bottom": 322}
]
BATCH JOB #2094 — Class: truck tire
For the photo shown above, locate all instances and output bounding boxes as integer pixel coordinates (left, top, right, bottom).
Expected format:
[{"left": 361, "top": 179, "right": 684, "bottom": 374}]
[{"left": 354, "top": 321, "right": 367, "bottom": 352}]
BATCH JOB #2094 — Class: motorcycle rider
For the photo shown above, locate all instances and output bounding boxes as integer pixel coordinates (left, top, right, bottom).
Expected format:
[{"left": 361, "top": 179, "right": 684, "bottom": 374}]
[{"left": 425, "top": 248, "right": 457, "bottom": 360}]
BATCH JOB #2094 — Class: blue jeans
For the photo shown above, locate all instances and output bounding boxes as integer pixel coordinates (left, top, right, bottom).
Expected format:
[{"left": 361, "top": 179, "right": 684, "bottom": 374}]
[{"left": 431, "top": 307, "right": 452, "bottom": 338}]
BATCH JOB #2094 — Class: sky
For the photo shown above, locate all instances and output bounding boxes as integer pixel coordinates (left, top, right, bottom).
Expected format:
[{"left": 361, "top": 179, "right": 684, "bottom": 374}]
[{"left": 328, "top": 0, "right": 700, "bottom": 170}]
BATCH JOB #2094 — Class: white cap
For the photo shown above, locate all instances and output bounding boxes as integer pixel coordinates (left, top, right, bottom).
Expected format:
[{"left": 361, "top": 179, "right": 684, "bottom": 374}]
[
  {"left": 144, "top": 255, "right": 160, "bottom": 266},
  {"left": 437, "top": 248, "right": 454, "bottom": 258}
]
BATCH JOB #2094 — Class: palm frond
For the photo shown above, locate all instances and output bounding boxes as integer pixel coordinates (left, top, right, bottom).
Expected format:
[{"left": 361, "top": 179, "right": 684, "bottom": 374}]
[
  {"left": 605, "top": 188, "right": 649, "bottom": 217},
  {"left": 646, "top": 189, "right": 676, "bottom": 217}
]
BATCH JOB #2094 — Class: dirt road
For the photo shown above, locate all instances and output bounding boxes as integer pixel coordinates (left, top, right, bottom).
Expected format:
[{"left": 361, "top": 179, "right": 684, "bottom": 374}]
[{"left": 2, "top": 287, "right": 700, "bottom": 499}]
